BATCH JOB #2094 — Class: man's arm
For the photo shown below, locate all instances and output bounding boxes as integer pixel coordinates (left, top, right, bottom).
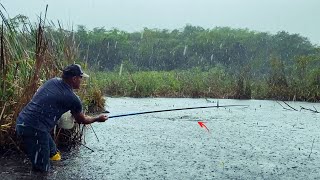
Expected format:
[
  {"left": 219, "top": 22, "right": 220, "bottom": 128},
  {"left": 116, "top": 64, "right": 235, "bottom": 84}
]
[{"left": 72, "top": 112, "right": 108, "bottom": 124}]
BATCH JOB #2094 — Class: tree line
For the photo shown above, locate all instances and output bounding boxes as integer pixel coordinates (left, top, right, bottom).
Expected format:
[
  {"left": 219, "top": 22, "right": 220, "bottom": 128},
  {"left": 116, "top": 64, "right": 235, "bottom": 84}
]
[
  {"left": 74, "top": 25, "right": 318, "bottom": 74},
  {"left": 72, "top": 24, "right": 320, "bottom": 101}
]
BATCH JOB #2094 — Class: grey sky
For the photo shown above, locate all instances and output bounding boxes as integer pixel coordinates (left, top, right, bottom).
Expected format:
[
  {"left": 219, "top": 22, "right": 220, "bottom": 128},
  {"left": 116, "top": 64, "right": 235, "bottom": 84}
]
[{"left": 1, "top": 0, "right": 319, "bottom": 45}]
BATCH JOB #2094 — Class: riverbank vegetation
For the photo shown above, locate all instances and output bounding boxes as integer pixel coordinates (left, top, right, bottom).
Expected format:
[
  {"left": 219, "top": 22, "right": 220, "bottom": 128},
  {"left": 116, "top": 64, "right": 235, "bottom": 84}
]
[
  {"left": 92, "top": 61, "right": 320, "bottom": 101},
  {"left": 80, "top": 26, "right": 319, "bottom": 101},
  {"left": 0, "top": 10, "right": 104, "bottom": 153}
]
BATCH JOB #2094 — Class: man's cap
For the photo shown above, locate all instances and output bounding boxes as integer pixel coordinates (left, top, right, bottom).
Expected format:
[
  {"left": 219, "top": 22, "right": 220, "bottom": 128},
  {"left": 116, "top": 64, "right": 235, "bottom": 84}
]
[{"left": 62, "top": 64, "right": 89, "bottom": 78}]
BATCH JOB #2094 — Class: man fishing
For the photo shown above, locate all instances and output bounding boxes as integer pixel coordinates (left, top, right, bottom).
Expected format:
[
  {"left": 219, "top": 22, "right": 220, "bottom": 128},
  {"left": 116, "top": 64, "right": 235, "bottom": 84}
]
[{"left": 15, "top": 64, "right": 108, "bottom": 172}]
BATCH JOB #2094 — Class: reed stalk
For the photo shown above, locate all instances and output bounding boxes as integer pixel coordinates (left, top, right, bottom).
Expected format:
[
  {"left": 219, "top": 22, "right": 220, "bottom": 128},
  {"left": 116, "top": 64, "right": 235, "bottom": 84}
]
[{"left": 0, "top": 6, "right": 105, "bottom": 154}]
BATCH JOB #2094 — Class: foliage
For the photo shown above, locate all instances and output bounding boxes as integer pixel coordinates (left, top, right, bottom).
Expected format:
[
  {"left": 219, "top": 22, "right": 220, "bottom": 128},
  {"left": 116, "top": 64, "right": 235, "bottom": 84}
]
[
  {"left": 74, "top": 25, "right": 317, "bottom": 76},
  {"left": 73, "top": 25, "right": 319, "bottom": 102},
  {"left": 0, "top": 12, "right": 104, "bottom": 152}
]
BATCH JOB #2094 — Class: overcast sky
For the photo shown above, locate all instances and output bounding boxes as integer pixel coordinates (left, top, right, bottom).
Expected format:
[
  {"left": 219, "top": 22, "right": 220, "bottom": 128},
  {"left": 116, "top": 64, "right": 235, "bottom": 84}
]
[{"left": 1, "top": 0, "right": 319, "bottom": 45}]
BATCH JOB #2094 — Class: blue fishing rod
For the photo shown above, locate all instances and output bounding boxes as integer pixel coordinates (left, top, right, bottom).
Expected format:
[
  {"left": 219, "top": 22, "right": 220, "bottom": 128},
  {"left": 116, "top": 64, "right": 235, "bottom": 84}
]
[{"left": 103, "top": 104, "right": 248, "bottom": 119}]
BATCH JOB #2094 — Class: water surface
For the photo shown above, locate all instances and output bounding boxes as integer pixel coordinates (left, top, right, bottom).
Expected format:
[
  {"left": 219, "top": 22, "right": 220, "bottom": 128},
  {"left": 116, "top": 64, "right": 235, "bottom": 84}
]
[{"left": 1, "top": 98, "right": 319, "bottom": 179}]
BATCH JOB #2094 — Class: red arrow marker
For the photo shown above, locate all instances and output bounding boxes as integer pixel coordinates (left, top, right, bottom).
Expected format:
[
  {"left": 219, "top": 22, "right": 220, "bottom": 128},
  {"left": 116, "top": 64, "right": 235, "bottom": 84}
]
[{"left": 198, "top": 122, "right": 210, "bottom": 132}]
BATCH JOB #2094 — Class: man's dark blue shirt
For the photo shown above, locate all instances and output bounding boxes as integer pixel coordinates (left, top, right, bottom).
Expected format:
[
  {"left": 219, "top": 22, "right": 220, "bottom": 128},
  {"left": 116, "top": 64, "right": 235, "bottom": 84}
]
[{"left": 16, "top": 78, "right": 82, "bottom": 132}]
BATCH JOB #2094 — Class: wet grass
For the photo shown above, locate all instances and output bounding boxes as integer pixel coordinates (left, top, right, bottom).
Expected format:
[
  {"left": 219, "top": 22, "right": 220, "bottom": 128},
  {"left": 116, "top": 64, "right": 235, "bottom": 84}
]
[
  {"left": 94, "top": 67, "right": 320, "bottom": 102},
  {"left": 0, "top": 7, "right": 105, "bottom": 154},
  {"left": 93, "top": 68, "right": 240, "bottom": 98}
]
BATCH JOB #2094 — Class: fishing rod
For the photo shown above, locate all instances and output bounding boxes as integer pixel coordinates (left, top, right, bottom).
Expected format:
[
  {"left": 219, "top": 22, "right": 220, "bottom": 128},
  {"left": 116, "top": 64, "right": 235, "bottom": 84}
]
[{"left": 103, "top": 104, "right": 248, "bottom": 119}]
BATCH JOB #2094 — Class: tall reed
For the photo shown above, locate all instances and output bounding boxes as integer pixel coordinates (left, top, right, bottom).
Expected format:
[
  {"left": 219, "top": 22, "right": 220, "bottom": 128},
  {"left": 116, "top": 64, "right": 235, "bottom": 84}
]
[{"left": 0, "top": 6, "right": 105, "bottom": 153}]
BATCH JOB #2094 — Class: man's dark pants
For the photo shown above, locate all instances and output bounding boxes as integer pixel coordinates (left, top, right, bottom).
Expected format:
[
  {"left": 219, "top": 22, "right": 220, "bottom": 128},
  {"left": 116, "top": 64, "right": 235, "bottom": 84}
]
[{"left": 16, "top": 124, "right": 57, "bottom": 172}]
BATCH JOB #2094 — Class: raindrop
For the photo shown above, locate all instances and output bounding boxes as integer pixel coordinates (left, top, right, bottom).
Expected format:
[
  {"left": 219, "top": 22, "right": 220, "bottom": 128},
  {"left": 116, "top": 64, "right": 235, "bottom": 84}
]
[
  {"left": 115, "top": 41, "right": 118, "bottom": 49},
  {"left": 183, "top": 45, "right": 187, "bottom": 56},
  {"left": 34, "top": 151, "right": 39, "bottom": 164},
  {"left": 210, "top": 54, "right": 213, "bottom": 61}
]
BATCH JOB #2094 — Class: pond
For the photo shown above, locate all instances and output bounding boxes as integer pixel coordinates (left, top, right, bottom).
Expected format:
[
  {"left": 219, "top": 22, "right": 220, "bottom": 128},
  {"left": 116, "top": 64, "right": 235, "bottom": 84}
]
[{"left": 1, "top": 97, "right": 319, "bottom": 179}]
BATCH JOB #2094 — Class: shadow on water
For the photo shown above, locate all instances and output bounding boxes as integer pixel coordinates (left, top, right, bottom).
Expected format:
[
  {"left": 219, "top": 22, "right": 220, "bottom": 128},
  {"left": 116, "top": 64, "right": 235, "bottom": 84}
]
[{"left": 156, "top": 115, "right": 220, "bottom": 122}]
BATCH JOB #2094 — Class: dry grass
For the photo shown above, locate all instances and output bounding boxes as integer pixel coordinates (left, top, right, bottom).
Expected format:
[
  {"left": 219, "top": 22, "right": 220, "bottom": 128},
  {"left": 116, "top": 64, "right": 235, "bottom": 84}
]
[{"left": 0, "top": 7, "right": 105, "bottom": 154}]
